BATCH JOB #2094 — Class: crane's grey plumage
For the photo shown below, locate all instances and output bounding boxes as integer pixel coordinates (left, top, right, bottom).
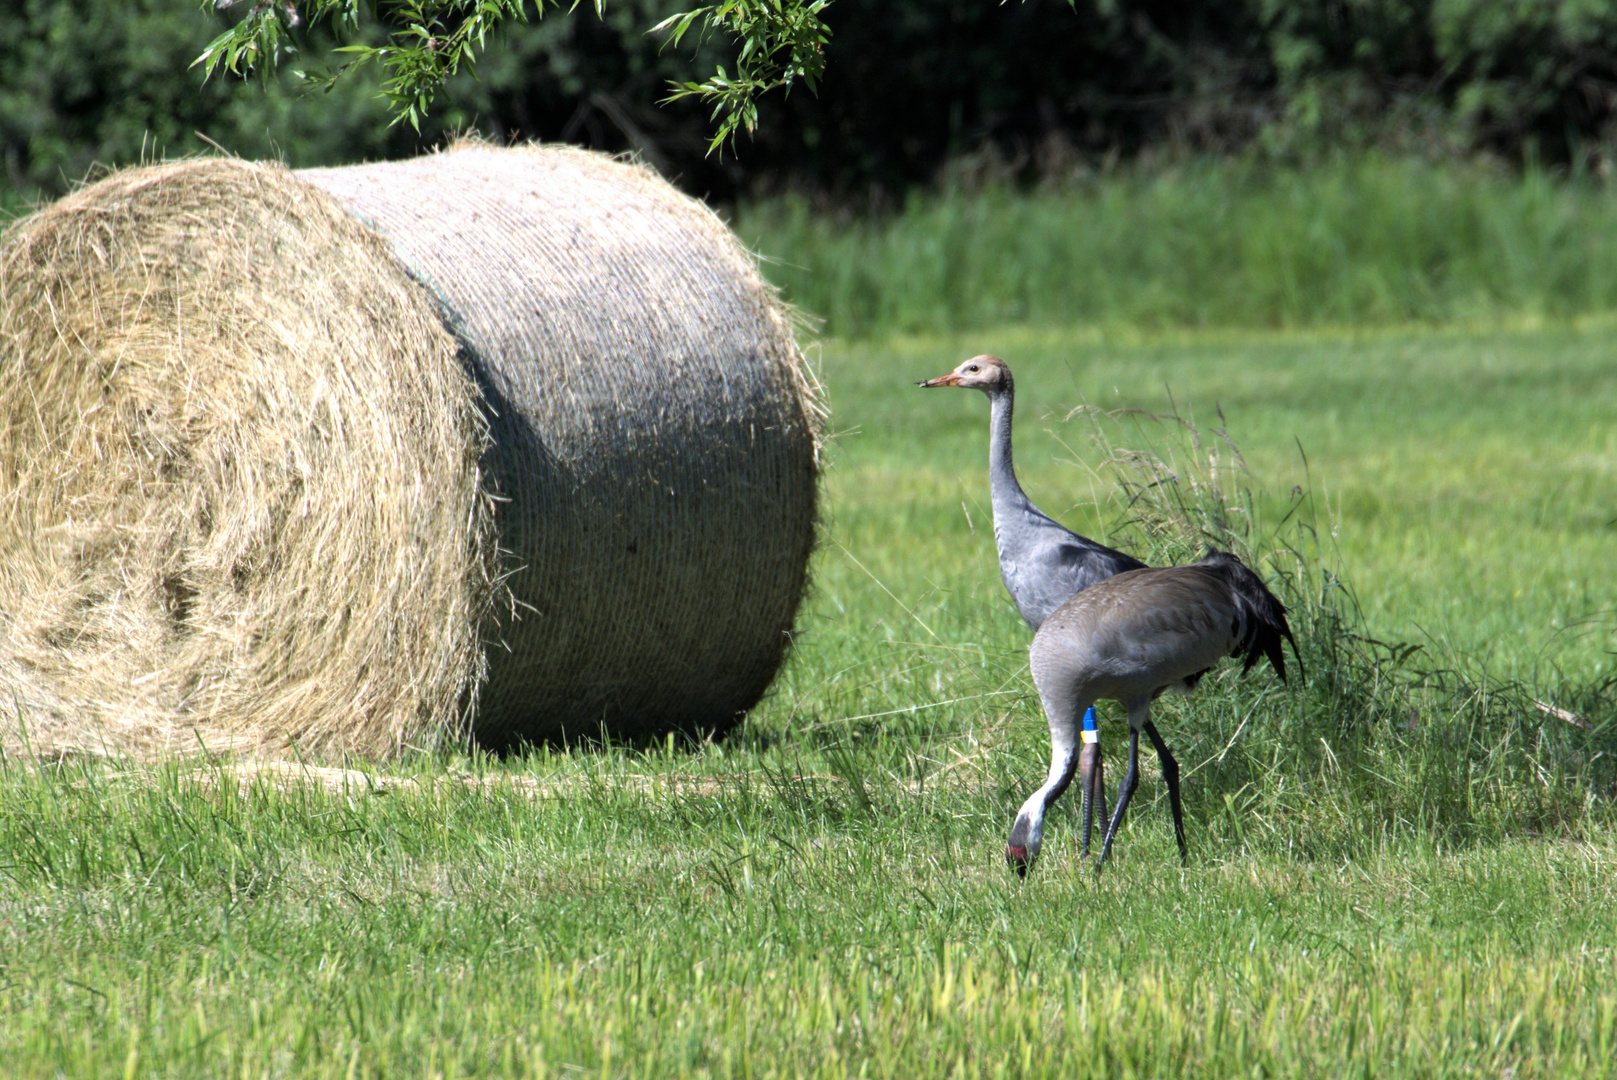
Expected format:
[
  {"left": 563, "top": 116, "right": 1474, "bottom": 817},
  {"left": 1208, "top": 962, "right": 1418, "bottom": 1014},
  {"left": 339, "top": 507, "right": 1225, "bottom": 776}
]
[
  {"left": 920, "top": 353, "right": 1146, "bottom": 857},
  {"left": 1006, "top": 549, "right": 1296, "bottom": 875},
  {"left": 919, "top": 355, "right": 1146, "bottom": 630}
]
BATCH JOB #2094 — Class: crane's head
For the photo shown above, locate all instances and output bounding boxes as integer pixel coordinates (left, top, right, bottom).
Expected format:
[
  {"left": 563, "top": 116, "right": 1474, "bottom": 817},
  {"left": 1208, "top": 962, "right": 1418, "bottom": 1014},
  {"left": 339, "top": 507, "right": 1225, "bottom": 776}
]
[
  {"left": 1005, "top": 806, "right": 1043, "bottom": 877},
  {"left": 918, "top": 354, "right": 1013, "bottom": 395}
]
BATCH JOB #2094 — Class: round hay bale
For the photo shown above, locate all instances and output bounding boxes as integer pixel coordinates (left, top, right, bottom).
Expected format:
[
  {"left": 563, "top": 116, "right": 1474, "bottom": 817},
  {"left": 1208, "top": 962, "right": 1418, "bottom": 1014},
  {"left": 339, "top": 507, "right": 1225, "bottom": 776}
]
[
  {"left": 0, "top": 158, "right": 496, "bottom": 759},
  {"left": 0, "top": 143, "right": 821, "bottom": 758},
  {"left": 300, "top": 143, "right": 822, "bottom": 748}
]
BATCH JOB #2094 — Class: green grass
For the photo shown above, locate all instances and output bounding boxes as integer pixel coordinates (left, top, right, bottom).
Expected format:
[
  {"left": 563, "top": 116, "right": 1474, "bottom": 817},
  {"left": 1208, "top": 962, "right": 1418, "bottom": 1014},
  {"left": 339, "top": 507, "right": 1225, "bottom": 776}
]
[
  {"left": 0, "top": 759, "right": 1613, "bottom": 1077},
  {"left": 736, "top": 157, "right": 1617, "bottom": 338},
  {"left": 3, "top": 321, "right": 1614, "bottom": 1076}
]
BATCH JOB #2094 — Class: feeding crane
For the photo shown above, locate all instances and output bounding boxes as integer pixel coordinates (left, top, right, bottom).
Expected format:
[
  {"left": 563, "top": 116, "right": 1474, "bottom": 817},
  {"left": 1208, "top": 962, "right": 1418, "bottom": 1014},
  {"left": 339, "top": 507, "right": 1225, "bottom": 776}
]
[
  {"left": 920, "top": 353, "right": 1146, "bottom": 856},
  {"left": 1006, "top": 550, "right": 1296, "bottom": 875}
]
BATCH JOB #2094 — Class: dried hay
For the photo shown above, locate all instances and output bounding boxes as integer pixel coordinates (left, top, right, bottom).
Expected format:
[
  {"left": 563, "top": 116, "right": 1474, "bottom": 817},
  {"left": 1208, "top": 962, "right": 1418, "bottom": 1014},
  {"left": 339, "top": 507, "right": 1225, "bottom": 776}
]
[
  {"left": 0, "top": 142, "right": 820, "bottom": 759},
  {"left": 202, "top": 761, "right": 751, "bottom": 800},
  {"left": 0, "top": 157, "right": 495, "bottom": 760}
]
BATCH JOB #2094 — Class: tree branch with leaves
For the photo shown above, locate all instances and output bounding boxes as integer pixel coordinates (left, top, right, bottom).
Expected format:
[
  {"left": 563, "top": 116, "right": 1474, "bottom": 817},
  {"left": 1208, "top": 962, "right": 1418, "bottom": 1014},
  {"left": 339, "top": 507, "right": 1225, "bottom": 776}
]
[{"left": 198, "top": 1, "right": 831, "bottom": 149}]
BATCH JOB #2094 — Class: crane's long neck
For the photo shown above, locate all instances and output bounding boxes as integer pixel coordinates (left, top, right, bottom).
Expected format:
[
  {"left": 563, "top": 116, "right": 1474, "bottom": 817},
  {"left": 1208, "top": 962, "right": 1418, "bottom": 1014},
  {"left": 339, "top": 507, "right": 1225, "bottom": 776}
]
[
  {"left": 1006, "top": 693, "right": 1088, "bottom": 871},
  {"left": 987, "top": 388, "right": 1033, "bottom": 516}
]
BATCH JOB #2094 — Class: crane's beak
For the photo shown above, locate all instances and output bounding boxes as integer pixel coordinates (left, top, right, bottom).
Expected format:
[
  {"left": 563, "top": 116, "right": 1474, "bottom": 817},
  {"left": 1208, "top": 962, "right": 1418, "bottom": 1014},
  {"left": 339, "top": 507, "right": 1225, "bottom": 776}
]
[{"left": 918, "top": 371, "right": 962, "bottom": 388}]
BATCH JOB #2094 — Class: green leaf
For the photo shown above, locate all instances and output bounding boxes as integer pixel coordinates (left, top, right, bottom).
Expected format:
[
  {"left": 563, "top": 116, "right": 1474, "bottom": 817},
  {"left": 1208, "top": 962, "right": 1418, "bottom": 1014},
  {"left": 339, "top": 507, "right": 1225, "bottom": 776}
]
[{"left": 191, "top": 0, "right": 834, "bottom": 156}]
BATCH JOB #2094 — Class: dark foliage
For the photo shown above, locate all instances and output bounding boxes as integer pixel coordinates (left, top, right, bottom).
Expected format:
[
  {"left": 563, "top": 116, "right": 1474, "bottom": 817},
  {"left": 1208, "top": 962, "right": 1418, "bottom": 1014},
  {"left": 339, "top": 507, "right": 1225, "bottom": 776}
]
[{"left": 3, "top": 0, "right": 1617, "bottom": 203}]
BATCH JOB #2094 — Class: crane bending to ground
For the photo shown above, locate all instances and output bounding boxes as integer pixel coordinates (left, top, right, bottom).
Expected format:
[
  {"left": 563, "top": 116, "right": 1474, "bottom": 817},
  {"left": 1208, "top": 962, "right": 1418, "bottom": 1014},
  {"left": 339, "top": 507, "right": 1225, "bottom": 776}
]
[
  {"left": 919, "top": 354, "right": 1147, "bottom": 857},
  {"left": 1007, "top": 550, "right": 1296, "bottom": 875}
]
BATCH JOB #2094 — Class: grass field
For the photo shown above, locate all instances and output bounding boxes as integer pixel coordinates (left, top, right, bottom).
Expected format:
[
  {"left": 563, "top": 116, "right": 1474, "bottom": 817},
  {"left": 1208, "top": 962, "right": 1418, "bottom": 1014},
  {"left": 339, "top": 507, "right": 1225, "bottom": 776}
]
[
  {"left": 2, "top": 319, "right": 1614, "bottom": 1076},
  {"left": 737, "top": 157, "right": 1617, "bottom": 338},
  {"left": 827, "top": 322, "right": 1617, "bottom": 685}
]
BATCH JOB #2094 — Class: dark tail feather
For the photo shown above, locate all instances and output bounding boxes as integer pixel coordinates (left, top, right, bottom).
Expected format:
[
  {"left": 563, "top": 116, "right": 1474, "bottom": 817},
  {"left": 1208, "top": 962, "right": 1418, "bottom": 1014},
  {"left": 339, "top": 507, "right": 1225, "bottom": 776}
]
[
  {"left": 1244, "top": 619, "right": 1298, "bottom": 682},
  {"left": 1196, "top": 550, "right": 1299, "bottom": 683}
]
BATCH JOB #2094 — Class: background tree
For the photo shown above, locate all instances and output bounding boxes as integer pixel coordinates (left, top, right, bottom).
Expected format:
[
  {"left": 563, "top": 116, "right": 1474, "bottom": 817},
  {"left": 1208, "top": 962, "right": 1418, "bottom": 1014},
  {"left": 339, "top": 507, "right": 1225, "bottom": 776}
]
[
  {"left": 3, "top": 1, "right": 1616, "bottom": 204},
  {"left": 199, "top": 0, "right": 832, "bottom": 148}
]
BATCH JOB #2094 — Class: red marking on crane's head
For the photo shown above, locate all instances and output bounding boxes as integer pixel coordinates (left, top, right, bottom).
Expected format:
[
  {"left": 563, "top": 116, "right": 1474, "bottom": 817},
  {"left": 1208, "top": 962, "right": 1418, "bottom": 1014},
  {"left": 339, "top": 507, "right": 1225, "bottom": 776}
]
[{"left": 1005, "top": 845, "right": 1031, "bottom": 876}]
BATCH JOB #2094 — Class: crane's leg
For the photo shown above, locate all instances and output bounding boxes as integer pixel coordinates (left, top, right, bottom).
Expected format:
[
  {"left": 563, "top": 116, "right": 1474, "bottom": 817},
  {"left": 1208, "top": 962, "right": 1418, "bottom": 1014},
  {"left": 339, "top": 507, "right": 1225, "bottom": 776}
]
[
  {"left": 1095, "top": 724, "right": 1141, "bottom": 871},
  {"left": 1094, "top": 731, "right": 1110, "bottom": 829},
  {"left": 1143, "top": 719, "right": 1187, "bottom": 865},
  {"left": 1078, "top": 707, "right": 1108, "bottom": 862},
  {"left": 1078, "top": 743, "right": 1098, "bottom": 862}
]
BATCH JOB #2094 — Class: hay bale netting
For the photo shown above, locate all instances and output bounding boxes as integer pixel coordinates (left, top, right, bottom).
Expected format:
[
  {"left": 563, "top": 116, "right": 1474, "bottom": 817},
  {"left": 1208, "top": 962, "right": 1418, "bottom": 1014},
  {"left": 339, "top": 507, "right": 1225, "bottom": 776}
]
[
  {"left": 0, "top": 144, "right": 822, "bottom": 758},
  {"left": 300, "top": 144, "right": 821, "bottom": 747}
]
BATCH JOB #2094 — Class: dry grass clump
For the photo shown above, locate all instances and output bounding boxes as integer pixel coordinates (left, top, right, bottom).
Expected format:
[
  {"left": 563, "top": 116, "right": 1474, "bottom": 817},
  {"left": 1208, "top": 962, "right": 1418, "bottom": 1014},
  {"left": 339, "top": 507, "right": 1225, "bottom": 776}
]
[
  {"left": 0, "top": 158, "right": 497, "bottom": 759},
  {"left": 1066, "top": 402, "right": 1617, "bottom": 845}
]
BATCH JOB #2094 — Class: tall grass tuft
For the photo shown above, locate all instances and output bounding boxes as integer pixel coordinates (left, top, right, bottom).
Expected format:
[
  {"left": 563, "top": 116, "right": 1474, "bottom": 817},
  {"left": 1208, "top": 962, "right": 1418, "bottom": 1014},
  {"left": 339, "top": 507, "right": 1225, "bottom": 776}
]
[
  {"left": 1063, "top": 401, "right": 1617, "bottom": 857},
  {"left": 738, "top": 156, "right": 1617, "bottom": 337}
]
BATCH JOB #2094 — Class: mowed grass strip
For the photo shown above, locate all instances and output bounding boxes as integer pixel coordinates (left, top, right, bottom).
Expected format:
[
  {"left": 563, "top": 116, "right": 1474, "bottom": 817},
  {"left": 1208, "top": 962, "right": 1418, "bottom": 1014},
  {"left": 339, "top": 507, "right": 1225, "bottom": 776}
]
[{"left": 0, "top": 322, "right": 1613, "bottom": 1076}]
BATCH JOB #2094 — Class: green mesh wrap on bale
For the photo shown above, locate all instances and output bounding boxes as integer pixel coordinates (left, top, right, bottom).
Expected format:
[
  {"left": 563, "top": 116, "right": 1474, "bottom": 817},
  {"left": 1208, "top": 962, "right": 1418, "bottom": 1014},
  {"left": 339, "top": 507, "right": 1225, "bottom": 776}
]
[{"left": 302, "top": 143, "right": 822, "bottom": 747}]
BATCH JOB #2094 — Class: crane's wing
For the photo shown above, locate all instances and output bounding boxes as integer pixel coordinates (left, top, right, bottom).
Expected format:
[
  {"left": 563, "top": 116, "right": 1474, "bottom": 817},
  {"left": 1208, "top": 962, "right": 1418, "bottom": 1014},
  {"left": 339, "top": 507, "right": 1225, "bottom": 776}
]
[
  {"left": 1034, "top": 566, "right": 1242, "bottom": 694},
  {"left": 1193, "top": 550, "right": 1297, "bottom": 680},
  {"left": 1009, "top": 519, "right": 1148, "bottom": 623},
  {"left": 996, "top": 499, "right": 1148, "bottom": 629}
]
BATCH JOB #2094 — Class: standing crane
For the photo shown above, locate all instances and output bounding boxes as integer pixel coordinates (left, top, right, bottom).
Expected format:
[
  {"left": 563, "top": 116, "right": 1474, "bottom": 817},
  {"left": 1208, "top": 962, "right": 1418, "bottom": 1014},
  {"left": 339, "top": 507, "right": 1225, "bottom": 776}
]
[
  {"left": 920, "top": 354, "right": 1147, "bottom": 857},
  {"left": 1005, "top": 550, "right": 1296, "bottom": 875}
]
